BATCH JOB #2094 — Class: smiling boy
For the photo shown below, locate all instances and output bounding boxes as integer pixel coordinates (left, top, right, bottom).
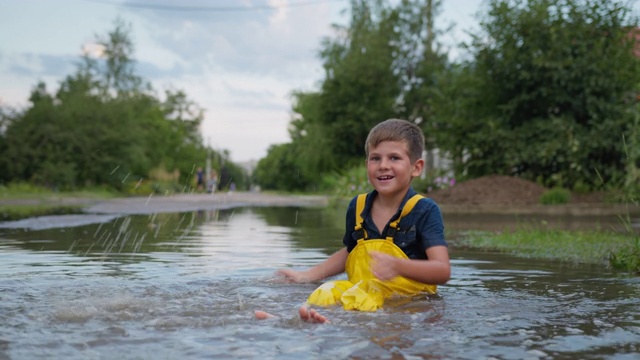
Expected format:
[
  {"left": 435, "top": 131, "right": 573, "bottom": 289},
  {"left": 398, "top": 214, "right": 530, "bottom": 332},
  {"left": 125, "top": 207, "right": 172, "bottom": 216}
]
[{"left": 257, "top": 119, "right": 450, "bottom": 323}]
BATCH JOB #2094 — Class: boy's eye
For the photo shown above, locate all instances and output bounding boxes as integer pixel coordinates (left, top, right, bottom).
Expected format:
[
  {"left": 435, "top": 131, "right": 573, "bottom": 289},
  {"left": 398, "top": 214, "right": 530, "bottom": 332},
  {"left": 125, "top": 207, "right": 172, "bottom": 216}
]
[{"left": 369, "top": 156, "right": 380, "bottom": 161}]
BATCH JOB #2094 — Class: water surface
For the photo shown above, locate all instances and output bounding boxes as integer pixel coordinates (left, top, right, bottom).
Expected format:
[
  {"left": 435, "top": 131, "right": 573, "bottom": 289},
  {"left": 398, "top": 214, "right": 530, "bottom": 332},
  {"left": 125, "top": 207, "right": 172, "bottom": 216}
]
[{"left": 1, "top": 207, "right": 638, "bottom": 359}]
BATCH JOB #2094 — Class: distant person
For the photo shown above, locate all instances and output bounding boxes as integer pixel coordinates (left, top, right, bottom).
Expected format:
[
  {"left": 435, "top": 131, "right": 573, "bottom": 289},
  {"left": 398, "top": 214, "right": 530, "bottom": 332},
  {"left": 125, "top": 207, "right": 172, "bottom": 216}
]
[
  {"left": 229, "top": 182, "right": 236, "bottom": 194},
  {"left": 195, "top": 167, "right": 204, "bottom": 192},
  {"left": 207, "top": 169, "right": 218, "bottom": 194},
  {"left": 255, "top": 119, "right": 450, "bottom": 323}
]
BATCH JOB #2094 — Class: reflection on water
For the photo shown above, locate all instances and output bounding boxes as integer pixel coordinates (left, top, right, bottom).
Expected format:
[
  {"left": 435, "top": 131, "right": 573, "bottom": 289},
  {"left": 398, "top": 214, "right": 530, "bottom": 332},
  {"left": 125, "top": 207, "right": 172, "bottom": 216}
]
[{"left": 0, "top": 207, "right": 638, "bottom": 359}]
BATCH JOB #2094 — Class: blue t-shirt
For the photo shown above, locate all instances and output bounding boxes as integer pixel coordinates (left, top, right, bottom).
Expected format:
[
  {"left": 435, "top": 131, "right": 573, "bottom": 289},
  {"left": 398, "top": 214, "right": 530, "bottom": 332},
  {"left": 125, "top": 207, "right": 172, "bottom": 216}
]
[{"left": 342, "top": 188, "right": 446, "bottom": 260}]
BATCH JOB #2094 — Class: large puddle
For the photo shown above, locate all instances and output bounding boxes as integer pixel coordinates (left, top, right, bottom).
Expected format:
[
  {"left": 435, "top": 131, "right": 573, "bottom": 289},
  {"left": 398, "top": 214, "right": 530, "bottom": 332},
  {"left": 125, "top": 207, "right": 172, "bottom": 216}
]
[{"left": 0, "top": 206, "right": 638, "bottom": 359}]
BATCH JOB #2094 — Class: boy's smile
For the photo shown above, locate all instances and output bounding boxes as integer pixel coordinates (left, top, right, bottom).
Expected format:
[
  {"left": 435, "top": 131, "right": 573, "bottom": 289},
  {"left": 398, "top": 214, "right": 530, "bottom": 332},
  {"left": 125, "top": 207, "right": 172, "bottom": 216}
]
[{"left": 366, "top": 140, "right": 423, "bottom": 197}]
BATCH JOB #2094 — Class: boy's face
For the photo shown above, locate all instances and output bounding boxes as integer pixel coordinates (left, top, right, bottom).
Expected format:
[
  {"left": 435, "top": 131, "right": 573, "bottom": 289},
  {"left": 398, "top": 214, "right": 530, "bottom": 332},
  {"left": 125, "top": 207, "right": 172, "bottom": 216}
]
[{"left": 366, "top": 140, "right": 423, "bottom": 197}]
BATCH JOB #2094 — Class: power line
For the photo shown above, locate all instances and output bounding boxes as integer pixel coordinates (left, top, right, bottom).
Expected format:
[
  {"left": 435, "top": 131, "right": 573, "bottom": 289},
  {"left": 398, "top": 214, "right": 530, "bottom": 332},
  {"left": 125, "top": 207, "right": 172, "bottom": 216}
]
[{"left": 84, "top": 0, "right": 345, "bottom": 12}]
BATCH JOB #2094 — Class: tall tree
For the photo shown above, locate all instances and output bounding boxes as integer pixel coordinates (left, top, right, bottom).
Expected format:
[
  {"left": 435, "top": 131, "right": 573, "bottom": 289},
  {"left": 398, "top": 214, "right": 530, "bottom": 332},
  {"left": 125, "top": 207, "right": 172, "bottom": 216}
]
[
  {"left": 315, "top": 0, "right": 401, "bottom": 162},
  {"left": 256, "top": 0, "right": 450, "bottom": 191},
  {"left": 253, "top": 142, "right": 314, "bottom": 191},
  {"left": 0, "top": 19, "right": 220, "bottom": 190},
  {"left": 436, "top": 0, "right": 640, "bottom": 189}
]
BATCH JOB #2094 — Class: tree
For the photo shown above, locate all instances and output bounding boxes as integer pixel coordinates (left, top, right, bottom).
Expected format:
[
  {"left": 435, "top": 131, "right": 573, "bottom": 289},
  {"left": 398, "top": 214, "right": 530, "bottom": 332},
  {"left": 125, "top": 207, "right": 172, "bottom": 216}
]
[
  {"left": 393, "top": 0, "right": 449, "bottom": 123},
  {"left": 253, "top": 143, "right": 313, "bottom": 191},
  {"left": 0, "top": 19, "right": 221, "bottom": 191},
  {"left": 253, "top": 0, "right": 451, "bottom": 192},
  {"left": 0, "top": 106, "right": 11, "bottom": 183},
  {"left": 314, "top": 0, "right": 401, "bottom": 163},
  {"left": 435, "top": 0, "right": 640, "bottom": 189}
]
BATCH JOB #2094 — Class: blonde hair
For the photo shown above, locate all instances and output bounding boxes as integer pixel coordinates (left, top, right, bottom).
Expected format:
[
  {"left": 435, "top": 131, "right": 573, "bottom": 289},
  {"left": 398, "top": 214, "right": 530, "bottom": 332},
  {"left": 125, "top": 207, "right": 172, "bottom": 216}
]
[{"left": 365, "top": 119, "right": 425, "bottom": 162}]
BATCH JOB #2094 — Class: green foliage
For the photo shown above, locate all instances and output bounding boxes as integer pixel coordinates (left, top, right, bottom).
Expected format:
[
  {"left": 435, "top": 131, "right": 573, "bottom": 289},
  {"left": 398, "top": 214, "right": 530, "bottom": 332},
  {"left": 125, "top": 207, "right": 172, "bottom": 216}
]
[
  {"left": 460, "top": 226, "right": 635, "bottom": 267},
  {"left": 0, "top": 181, "right": 115, "bottom": 220},
  {"left": 266, "top": 0, "right": 450, "bottom": 190},
  {"left": 0, "top": 18, "right": 245, "bottom": 193},
  {"left": 393, "top": 0, "right": 449, "bottom": 131},
  {"left": 0, "top": 182, "right": 50, "bottom": 197},
  {"left": 0, "top": 107, "right": 11, "bottom": 184},
  {"left": 218, "top": 161, "right": 249, "bottom": 191},
  {"left": 412, "top": 170, "right": 456, "bottom": 194},
  {"left": 619, "top": 109, "right": 640, "bottom": 203},
  {"left": 285, "top": 1, "right": 442, "bottom": 182},
  {"left": 0, "top": 204, "right": 83, "bottom": 221},
  {"left": 436, "top": 0, "right": 640, "bottom": 190},
  {"left": 0, "top": 182, "right": 116, "bottom": 199},
  {"left": 313, "top": 0, "right": 401, "bottom": 160},
  {"left": 609, "top": 236, "right": 640, "bottom": 273},
  {"left": 253, "top": 143, "right": 314, "bottom": 191},
  {"left": 539, "top": 187, "right": 572, "bottom": 205},
  {"left": 320, "top": 164, "right": 372, "bottom": 199}
]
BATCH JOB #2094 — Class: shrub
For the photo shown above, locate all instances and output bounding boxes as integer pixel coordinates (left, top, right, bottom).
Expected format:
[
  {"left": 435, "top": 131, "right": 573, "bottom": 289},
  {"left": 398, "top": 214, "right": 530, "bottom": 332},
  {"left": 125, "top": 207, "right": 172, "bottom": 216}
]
[
  {"left": 609, "top": 237, "right": 640, "bottom": 273},
  {"left": 413, "top": 170, "right": 456, "bottom": 194},
  {"left": 321, "top": 165, "right": 371, "bottom": 199},
  {"left": 0, "top": 182, "right": 50, "bottom": 197},
  {"left": 539, "top": 187, "right": 571, "bottom": 205}
]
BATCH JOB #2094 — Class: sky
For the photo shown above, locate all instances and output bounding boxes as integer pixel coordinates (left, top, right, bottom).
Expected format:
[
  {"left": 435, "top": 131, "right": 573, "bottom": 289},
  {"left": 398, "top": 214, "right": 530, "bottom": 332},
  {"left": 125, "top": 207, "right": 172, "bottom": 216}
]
[{"left": 0, "top": 0, "right": 488, "bottom": 163}]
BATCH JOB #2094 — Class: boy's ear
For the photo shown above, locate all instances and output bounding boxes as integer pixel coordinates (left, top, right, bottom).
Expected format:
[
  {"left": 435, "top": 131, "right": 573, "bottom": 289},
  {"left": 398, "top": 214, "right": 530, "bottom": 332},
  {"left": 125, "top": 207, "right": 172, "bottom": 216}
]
[{"left": 411, "top": 158, "right": 425, "bottom": 177}]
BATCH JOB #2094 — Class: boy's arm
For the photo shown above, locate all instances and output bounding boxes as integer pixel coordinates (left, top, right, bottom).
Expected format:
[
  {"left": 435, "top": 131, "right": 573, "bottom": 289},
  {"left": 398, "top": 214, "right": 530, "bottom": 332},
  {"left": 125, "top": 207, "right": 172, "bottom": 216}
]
[
  {"left": 370, "top": 245, "right": 450, "bottom": 284},
  {"left": 277, "top": 247, "right": 348, "bottom": 283}
]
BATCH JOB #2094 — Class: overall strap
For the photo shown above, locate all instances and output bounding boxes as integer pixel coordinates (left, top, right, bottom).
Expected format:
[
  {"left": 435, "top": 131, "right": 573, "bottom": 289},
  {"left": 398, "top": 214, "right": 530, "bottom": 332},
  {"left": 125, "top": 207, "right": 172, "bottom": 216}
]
[
  {"left": 386, "top": 194, "right": 424, "bottom": 241},
  {"left": 354, "top": 193, "right": 425, "bottom": 242},
  {"left": 354, "top": 194, "right": 368, "bottom": 242}
]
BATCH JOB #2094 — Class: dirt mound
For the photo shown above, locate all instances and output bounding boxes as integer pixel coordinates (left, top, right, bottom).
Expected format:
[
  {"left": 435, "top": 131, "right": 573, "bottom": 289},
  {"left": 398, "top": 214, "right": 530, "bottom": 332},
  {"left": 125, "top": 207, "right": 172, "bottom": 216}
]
[
  {"left": 426, "top": 175, "right": 609, "bottom": 206},
  {"left": 427, "top": 175, "right": 547, "bottom": 206}
]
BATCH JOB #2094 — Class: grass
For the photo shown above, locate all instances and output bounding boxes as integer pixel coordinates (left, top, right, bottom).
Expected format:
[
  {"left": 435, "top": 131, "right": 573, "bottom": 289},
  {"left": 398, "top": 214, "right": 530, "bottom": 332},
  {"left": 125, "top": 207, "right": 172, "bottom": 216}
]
[
  {"left": 0, "top": 182, "right": 117, "bottom": 221},
  {"left": 0, "top": 204, "right": 85, "bottom": 221},
  {"left": 457, "top": 226, "right": 640, "bottom": 273},
  {"left": 0, "top": 183, "right": 117, "bottom": 200}
]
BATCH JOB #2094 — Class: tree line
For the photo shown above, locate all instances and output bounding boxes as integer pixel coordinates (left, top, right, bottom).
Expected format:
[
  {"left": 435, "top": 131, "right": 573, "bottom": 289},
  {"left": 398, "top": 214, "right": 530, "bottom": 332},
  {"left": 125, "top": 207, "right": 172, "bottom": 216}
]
[
  {"left": 0, "top": 19, "right": 247, "bottom": 192},
  {"left": 254, "top": 0, "right": 640, "bottom": 194},
  {"left": 1, "top": 1, "right": 637, "bottom": 196}
]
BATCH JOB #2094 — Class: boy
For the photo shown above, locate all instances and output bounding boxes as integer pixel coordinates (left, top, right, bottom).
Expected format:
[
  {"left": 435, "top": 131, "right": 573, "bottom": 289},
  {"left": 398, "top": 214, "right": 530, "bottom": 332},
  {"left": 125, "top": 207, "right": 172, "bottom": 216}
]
[{"left": 256, "top": 119, "right": 450, "bottom": 323}]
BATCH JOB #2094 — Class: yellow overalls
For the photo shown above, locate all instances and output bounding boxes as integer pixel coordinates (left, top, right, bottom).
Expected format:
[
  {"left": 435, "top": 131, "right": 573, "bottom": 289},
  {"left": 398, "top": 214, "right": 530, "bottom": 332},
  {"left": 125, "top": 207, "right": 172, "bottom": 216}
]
[{"left": 306, "top": 194, "right": 437, "bottom": 312}]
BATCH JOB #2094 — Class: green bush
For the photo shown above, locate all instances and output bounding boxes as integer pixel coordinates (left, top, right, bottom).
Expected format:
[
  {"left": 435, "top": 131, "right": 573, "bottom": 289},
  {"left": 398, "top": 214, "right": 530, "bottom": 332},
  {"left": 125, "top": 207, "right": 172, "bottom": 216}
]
[
  {"left": 0, "top": 204, "right": 83, "bottom": 221},
  {"left": 321, "top": 165, "right": 371, "bottom": 199},
  {"left": 539, "top": 187, "right": 571, "bottom": 205},
  {"left": 609, "top": 237, "right": 640, "bottom": 273},
  {"left": 412, "top": 170, "right": 456, "bottom": 195},
  {"left": 0, "top": 182, "right": 50, "bottom": 197}
]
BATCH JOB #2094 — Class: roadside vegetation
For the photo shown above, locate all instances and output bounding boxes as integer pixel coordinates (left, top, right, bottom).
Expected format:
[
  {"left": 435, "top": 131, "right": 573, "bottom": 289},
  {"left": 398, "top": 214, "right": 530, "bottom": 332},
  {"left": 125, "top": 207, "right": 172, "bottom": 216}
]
[
  {"left": 0, "top": 204, "right": 84, "bottom": 222},
  {"left": 0, "top": 183, "right": 114, "bottom": 221},
  {"left": 0, "top": 19, "right": 249, "bottom": 195},
  {"left": 457, "top": 226, "right": 640, "bottom": 273}
]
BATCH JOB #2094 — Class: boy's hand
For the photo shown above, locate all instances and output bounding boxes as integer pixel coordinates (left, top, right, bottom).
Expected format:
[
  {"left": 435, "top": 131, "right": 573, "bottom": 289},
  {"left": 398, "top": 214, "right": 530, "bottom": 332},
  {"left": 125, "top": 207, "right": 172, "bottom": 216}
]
[
  {"left": 370, "top": 251, "right": 399, "bottom": 281},
  {"left": 275, "top": 269, "right": 309, "bottom": 283}
]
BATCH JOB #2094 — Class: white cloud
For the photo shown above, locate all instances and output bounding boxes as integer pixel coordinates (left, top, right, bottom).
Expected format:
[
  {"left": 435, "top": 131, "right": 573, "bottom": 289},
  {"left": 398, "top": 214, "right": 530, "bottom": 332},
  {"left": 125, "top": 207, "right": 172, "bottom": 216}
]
[{"left": 268, "top": 0, "right": 290, "bottom": 25}]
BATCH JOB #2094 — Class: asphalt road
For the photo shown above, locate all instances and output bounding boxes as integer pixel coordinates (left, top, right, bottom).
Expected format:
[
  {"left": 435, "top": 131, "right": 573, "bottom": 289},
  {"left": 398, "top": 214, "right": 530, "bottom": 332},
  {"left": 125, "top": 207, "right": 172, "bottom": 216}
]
[{"left": 82, "top": 192, "right": 330, "bottom": 215}]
